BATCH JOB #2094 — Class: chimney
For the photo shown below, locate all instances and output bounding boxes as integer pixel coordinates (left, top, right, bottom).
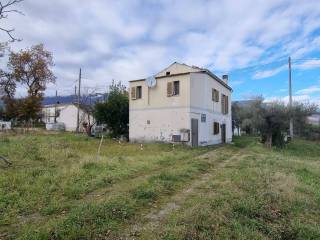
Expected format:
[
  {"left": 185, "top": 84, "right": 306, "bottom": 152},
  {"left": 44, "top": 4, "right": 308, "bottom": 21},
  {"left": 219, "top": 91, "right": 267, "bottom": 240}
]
[{"left": 222, "top": 74, "right": 228, "bottom": 84}]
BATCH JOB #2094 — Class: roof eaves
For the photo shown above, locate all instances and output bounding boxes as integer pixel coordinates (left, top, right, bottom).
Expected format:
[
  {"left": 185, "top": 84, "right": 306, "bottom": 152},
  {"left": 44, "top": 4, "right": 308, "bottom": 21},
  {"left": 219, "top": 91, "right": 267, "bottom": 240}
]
[
  {"left": 197, "top": 70, "right": 233, "bottom": 91},
  {"left": 129, "top": 71, "right": 192, "bottom": 82}
]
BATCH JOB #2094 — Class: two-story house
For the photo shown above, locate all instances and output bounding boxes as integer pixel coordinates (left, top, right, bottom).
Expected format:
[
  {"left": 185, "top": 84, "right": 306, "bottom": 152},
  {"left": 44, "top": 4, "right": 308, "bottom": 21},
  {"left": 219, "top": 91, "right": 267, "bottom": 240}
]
[{"left": 129, "top": 62, "right": 232, "bottom": 147}]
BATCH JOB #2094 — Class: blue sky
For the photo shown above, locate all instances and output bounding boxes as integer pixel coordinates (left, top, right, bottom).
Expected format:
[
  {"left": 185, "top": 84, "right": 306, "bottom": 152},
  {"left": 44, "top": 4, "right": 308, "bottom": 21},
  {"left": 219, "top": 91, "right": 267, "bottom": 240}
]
[{"left": 1, "top": 0, "right": 320, "bottom": 105}]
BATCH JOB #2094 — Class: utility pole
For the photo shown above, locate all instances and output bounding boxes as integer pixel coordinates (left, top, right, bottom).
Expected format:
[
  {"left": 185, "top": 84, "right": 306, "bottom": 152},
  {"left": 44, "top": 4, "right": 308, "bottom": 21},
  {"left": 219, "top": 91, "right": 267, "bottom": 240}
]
[
  {"left": 54, "top": 90, "right": 58, "bottom": 123},
  {"left": 288, "top": 57, "right": 293, "bottom": 138},
  {"left": 76, "top": 68, "right": 81, "bottom": 132}
]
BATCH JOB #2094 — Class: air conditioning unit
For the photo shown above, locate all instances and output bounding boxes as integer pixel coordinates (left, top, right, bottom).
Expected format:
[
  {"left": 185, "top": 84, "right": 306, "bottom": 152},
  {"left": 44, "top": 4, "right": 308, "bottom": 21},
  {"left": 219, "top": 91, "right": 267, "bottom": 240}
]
[
  {"left": 180, "top": 129, "right": 190, "bottom": 142},
  {"left": 172, "top": 135, "right": 181, "bottom": 142}
]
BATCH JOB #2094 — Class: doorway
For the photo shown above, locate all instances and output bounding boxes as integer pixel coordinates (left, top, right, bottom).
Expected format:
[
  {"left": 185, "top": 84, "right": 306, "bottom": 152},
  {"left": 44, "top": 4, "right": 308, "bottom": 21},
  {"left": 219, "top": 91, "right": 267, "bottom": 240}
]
[
  {"left": 221, "top": 124, "right": 226, "bottom": 143},
  {"left": 191, "top": 118, "right": 198, "bottom": 147}
]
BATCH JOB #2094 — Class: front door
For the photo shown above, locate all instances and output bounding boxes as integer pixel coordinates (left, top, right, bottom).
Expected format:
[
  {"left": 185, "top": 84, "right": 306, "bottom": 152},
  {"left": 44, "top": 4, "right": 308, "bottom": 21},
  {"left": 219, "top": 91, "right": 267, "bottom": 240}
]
[
  {"left": 221, "top": 124, "right": 226, "bottom": 143},
  {"left": 191, "top": 118, "right": 198, "bottom": 147}
]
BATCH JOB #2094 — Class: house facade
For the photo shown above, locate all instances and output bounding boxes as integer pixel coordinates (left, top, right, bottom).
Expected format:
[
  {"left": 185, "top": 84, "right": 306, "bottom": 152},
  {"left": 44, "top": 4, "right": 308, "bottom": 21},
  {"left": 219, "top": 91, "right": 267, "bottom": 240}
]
[
  {"left": 42, "top": 103, "right": 94, "bottom": 132},
  {"left": 129, "top": 62, "right": 232, "bottom": 147}
]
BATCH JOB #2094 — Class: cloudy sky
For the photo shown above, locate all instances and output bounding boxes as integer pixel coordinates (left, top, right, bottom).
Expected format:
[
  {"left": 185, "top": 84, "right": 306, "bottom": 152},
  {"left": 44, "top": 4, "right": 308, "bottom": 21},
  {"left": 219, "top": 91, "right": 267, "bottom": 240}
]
[{"left": 1, "top": 0, "right": 320, "bottom": 104}]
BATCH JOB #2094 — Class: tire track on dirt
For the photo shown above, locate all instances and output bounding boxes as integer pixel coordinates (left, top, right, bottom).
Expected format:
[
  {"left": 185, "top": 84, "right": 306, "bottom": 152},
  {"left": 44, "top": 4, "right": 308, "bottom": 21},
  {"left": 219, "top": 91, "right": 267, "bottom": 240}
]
[{"left": 123, "top": 147, "right": 247, "bottom": 239}]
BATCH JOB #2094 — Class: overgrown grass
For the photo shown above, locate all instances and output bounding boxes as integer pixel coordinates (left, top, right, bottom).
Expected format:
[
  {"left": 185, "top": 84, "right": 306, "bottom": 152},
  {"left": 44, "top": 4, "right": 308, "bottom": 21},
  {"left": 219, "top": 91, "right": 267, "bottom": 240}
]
[
  {"left": 143, "top": 138, "right": 320, "bottom": 240},
  {"left": 0, "top": 133, "right": 319, "bottom": 239},
  {"left": 0, "top": 133, "right": 213, "bottom": 239}
]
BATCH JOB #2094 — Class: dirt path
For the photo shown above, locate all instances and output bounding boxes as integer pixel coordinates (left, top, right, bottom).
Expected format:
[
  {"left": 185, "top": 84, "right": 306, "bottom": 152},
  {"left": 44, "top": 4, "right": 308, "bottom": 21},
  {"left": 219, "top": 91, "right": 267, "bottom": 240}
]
[
  {"left": 124, "top": 147, "right": 247, "bottom": 239},
  {"left": 81, "top": 149, "right": 218, "bottom": 204}
]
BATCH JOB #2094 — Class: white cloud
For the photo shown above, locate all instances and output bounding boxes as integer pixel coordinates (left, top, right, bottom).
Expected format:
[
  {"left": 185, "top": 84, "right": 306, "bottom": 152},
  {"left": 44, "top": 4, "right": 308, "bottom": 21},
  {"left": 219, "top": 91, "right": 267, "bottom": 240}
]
[
  {"left": 253, "top": 65, "right": 287, "bottom": 79},
  {"left": 229, "top": 80, "right": 244, "bottom": 87},
  {"left": 294, "top": 59, "right": 320, "bottom": 70},
  {"left": 1, "top": 0, "right": 320, "bottom": 96},
  {"left": 264, "top": 94, "right": 311, "bottom": 103},
  {"left": 296, "top": 85, "right": 320, "bottom": 95},
  {"left": 264, "top": 94, "right": 320, "bottom": 106}
]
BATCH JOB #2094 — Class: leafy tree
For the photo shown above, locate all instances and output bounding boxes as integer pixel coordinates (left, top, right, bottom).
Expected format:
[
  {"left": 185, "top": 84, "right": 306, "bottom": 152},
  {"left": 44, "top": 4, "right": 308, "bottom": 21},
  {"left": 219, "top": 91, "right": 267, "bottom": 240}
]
[
  {"left": 232, "top": 97, "right": 264, "bottom": 134},
  {"left": 94, "top": 81, "right": 129, "bottom": 138},
  {"left": 8, "top": 44, "right": 56, "bottom": 97},
  {"left": 0, "top": 69, "right": 16, "bottom": 120},
  {"left": 0, "top": 44, "right": 55, "bottom": 124},
  {"left": 232, "top": 98, "right": 317, "bottom": 147},
  {"left": 0, "top": 105, "right": 4, "bottom": 119},
  {"left": 16, "top": 95, "right": 43, "bottom": 123},
  {"left": 290, "top": 102, "right": 318, "bottom": 136},
  {"left": 258, "top": 102, "right": 289, "bottom": 148}
]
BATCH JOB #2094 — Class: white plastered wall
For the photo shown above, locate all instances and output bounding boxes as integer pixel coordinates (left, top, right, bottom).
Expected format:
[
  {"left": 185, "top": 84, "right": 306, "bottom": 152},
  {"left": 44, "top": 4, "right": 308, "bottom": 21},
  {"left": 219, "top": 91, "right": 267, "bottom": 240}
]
[
  {"left": 129, "top": 108, "right": 190, "bottom": 142},
  {"left": 129, "top": 73, "right": 191, "bottom": 143},
  {"left": 190, "top": 73, "right": 232, "bottom": 145}
]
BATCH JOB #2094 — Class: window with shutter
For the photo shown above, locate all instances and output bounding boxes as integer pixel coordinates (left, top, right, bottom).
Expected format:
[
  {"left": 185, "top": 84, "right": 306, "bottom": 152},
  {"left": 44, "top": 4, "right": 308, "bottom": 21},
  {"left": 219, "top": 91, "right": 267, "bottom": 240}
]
[
  {"left": 167, "top": 82, "right": 173, "bottom": 97},
  {"left": 221, "top": 94, "right": 225, "bottom": 114},
  {"left": 136, "top": 86, "right": 142, "bottom": 99},
  {"left": 225, "top": 96, "right": 229, "bottom": 114},
  {"left": 212, "top": 89, "right": 219, "bottom": 102},
  {"left": 131, "top": 87, "right": 136, "bottom": 100},
  {"left": 173, "top": 81, "right": 180, "bottom": 96}
]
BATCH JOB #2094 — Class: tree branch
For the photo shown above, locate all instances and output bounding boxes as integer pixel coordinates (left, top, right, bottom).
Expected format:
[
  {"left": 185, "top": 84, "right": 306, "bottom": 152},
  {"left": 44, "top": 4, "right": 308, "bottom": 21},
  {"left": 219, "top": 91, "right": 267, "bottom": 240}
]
[
  {"left": 0, "top": 0, "right": 24, "bottom": 42},
  {"left": 0, "top": 155, "right": 12, "bottom": 167}
]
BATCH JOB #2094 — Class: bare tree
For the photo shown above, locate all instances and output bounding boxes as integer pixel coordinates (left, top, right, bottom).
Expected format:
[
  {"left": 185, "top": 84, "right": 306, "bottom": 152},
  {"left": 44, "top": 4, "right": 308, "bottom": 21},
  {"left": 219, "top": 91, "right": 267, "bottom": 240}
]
[
  {"left": 79, "top": 88, "right": 99, "bottom": 136},
  {"left": 0, "top": 0, "right": 24, "bottom": 42}
]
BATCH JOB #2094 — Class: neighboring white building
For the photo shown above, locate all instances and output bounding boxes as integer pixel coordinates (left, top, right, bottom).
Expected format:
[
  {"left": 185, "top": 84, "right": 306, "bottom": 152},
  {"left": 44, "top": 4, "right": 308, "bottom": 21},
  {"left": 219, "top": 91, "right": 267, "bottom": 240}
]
[
  {"left": 42, "top": 103, "right": 94, "bottom": 132},
  {"left": 233, "top": 126, "right": 242, "bottom": 136},
  {"left": 0, "top": 121, "right": 11, "bottom": 131},
  {"left": 129, "top": 62, "right": 232, "bottom": 147},
  {"left": 307, "top": 113, "right": 320, "bottom": 126}
]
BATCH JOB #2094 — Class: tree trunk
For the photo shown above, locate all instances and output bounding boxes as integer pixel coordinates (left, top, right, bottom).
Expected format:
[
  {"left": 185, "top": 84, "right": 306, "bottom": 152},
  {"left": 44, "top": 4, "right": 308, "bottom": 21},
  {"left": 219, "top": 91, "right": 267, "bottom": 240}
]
[
  {"left": 85, "top": 125, "right": 93, "bottom": 137},
  {"left": 265, "top": 133, "right": 272, "bottom": 148}
]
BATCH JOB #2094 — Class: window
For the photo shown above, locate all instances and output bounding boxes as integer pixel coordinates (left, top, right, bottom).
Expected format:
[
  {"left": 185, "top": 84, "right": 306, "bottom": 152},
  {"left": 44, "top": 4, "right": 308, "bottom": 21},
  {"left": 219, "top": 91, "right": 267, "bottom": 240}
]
[
  {"left": 173, "top": 81, "right": 180, "bottom": 95},
  {"left": 213, "top": 122, "right": 220, "bottom": 135},
  {"left": 166, "top": 71, "right": 171, "bottom": 76},
  {"left": 212, "top": 89, "right": 219, "bottom": 102},
  {"left": 201, "top": 114, "right": 206, "bottom": 123},
  {"left": 131, "top": 86, "right": 142, "bottom": 100},
  {"left": 136, "top": 86, "right": 142, "bottom": 99},
  {"left": 167, "top": 81, "right": 180, "bottom": 97},
  {"left": 221, "top": 94, "right": 229, "bottom": 114}
]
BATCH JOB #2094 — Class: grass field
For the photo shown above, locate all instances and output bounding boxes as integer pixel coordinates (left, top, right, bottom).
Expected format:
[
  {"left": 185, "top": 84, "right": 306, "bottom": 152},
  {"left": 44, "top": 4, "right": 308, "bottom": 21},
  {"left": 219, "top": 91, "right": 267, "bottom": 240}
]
[{"left": 0, "top": 133, "right": 319, "bottom": 239}]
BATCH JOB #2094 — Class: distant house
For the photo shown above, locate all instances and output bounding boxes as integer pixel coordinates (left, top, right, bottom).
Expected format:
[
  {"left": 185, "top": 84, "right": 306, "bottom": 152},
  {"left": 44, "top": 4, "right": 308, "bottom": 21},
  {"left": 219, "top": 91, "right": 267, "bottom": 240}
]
[
  {"left": 129, "top": 62, "right": 232, "bottom": 147},
  {"left": 307, "top": 113, "right": 320, "bottom": 126},
  {"left": 42, "top": 103, "right": 94, "bottom": 132},
  {"left": 0, "top": 121, "right": 11, "bottom": 131}
]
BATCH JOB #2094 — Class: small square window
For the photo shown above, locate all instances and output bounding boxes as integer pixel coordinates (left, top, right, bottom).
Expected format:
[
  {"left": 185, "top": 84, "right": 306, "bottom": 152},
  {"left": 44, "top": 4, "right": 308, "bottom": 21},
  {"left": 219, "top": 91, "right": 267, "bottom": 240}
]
[
  {"left": 201, "top": 114, "right": 206, "bottom": 123},
  {"left": 166, "top": 71, "right": 170, "bottom": 76}
]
